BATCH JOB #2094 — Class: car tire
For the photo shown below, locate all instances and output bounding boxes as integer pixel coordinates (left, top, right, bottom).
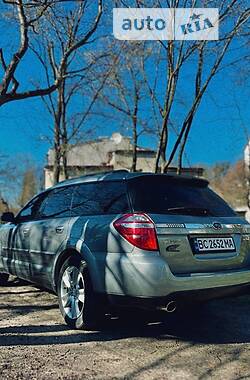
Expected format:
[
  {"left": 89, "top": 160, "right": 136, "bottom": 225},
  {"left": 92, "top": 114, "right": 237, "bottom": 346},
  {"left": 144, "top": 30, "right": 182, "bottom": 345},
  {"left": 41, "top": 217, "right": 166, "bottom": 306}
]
[
  {"left": 57, "top": 255, "right": 105, "bottom": 330},
  {"left": 0, "top": 273, "right": 9, "bottom": 286}
]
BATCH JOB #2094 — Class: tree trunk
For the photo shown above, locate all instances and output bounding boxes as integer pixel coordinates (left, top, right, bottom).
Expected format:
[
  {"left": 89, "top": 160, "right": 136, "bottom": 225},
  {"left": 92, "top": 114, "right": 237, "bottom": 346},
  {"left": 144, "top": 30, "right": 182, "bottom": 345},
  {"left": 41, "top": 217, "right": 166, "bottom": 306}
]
[
  {"left": 61, "top": 147, "right": 68, "bottom": 180},
  {"left": 53, "top": 82, "right": 63, "bottom": 185},
  {"left": 177, "top": 115, "right": 194, "bottom": 175},
  {"left": 61, "top": 80, "right": 69, "bottom": 180},
  {"left": 154, "top": 41, "right": 176, "bottom": 173},
  {"left": 154, "top": 114, "right": 168, "bottom": 173},
  {"left": 131, "top": 93, "right": 139, "bottom": 172},
  {"left": 131, "top": 127, "right": 138, "bottom": 172},
  {"left": 53, "top": 130, "right": 61, "bottom": 185}
]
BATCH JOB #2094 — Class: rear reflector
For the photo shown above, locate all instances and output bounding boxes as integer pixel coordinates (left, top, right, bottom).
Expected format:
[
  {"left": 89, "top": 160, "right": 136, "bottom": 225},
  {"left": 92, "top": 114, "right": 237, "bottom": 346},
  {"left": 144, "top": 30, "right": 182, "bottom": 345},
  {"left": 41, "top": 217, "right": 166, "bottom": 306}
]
[{"left": 113, "top": 213, "right": 158, "bottom": 251}]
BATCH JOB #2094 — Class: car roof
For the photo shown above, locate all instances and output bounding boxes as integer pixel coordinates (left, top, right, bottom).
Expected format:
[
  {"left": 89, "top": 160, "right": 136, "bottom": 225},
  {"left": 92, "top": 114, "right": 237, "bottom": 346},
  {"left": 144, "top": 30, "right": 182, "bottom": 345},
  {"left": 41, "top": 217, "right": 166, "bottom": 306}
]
[{"left": 51, "top": 170, "right": 208, "bottom": 189}]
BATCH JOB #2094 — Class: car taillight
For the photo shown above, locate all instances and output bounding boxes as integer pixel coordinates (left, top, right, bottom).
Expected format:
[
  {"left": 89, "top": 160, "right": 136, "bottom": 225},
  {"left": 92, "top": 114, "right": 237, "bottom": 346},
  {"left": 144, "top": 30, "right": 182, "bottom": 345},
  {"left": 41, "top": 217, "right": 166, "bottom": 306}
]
[{"left": 113, "top": 213, "right": 158, "bottom": 251}]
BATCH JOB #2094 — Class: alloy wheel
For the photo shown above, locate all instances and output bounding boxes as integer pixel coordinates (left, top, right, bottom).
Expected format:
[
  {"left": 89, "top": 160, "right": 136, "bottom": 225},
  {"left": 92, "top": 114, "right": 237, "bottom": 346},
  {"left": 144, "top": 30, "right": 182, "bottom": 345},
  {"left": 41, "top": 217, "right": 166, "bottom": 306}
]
[{"left": 60, "top": 266, "right": 85, "bottom": 319}]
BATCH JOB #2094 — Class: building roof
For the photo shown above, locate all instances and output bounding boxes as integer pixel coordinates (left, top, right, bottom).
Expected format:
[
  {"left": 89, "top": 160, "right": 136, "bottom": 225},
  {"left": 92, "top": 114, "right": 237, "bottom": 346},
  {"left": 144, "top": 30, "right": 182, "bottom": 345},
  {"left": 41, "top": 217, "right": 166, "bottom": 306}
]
[{"left": 47, "top": 133, "right": 155, "bottom": 168}]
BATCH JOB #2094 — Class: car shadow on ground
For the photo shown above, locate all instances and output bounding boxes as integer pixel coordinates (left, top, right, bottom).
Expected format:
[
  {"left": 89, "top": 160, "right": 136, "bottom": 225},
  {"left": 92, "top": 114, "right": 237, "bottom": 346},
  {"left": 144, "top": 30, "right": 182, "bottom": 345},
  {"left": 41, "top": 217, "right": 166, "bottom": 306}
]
[
  {"left": 1, "top": 295, "right": 250, "bottom": 347},
  {"left": 3, "top": 277, "right": 29, "bottom": 287},
  {"left": 0, "top": 277, "right": 56, "bottom": 297}
]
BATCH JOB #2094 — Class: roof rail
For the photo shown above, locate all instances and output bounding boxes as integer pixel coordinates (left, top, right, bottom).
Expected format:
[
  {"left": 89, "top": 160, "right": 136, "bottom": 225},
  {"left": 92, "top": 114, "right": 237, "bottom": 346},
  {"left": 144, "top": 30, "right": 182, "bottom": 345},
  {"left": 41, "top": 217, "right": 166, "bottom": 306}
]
[
  {"left": 55, "top": 169, "right": 130, "bottom": 187},
  {"left": 98, "top": 169, "right": 130, "bottom": 180}
]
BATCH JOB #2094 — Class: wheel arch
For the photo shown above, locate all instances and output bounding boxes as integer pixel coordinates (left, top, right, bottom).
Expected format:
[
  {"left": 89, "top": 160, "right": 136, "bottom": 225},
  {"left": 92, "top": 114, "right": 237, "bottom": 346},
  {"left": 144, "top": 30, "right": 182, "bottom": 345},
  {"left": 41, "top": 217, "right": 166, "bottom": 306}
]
[{"left": 52, "top": 242, "right": 104, "bottom": 294}]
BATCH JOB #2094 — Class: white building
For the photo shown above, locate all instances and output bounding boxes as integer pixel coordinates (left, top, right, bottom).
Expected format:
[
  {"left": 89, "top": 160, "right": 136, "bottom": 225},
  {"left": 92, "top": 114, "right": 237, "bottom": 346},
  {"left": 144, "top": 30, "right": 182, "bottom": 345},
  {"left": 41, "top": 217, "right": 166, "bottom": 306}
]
[
  {"left": 244, "top": 141, "right": 250, "bottom": 222},
  {"left": 44, "top": 133, "right": 156, "bottom": 188},
  {"left": 245, "top": 141, "right": 250, "bottom": 173},
  {"left": 44, "top": 132, "right": 204, "bottom": 189}
]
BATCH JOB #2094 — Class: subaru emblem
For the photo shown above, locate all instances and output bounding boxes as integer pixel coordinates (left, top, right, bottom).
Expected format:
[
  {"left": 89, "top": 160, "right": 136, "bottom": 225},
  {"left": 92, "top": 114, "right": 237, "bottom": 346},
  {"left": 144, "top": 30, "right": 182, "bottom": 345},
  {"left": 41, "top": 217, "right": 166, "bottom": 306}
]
[{"left": 213, "top": 222, "right": 222, "bottom": 230}]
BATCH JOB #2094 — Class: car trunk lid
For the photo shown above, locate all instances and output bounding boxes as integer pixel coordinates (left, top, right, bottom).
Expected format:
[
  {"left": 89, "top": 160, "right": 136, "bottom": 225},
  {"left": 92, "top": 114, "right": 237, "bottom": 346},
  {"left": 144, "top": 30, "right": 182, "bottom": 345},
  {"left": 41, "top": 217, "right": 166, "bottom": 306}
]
[
  {"left": 151, "top": 214, "right": 250, "bottom": 274},
  {"left": 127, "top": 174, "right": 250, "bottom": 274}
]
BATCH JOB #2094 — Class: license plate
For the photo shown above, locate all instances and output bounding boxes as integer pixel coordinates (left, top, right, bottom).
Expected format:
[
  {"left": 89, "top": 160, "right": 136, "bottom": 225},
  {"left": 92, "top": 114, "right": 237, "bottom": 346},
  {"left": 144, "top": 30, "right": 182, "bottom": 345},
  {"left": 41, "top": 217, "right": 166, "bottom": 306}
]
[{"left": 194, "top": 237, "right": 235, "bottom": 253}]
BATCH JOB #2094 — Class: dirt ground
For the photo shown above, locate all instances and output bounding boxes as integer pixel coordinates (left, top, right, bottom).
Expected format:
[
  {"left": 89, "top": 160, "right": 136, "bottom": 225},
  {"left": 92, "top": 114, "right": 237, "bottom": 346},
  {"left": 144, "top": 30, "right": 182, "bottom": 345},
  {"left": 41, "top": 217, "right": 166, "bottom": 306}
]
[{"left": 0, "top": 278, "right": 250, "bottom": 380}]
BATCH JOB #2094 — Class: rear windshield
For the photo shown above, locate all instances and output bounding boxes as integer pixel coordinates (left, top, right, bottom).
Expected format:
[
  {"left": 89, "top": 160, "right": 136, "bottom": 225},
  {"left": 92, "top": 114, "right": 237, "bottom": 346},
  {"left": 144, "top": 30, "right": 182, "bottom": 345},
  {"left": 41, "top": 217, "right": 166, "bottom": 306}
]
[{"left": 127, "top": 176, "right": 236, "bottom": 217}]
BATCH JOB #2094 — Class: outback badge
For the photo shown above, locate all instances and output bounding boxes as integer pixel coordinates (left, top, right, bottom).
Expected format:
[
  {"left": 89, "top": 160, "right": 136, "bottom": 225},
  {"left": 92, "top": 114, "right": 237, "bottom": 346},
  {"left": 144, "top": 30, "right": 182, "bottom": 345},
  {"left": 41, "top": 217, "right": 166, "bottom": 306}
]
[{"left": 166, "top": 244, "right": 180, "bottom": 252}]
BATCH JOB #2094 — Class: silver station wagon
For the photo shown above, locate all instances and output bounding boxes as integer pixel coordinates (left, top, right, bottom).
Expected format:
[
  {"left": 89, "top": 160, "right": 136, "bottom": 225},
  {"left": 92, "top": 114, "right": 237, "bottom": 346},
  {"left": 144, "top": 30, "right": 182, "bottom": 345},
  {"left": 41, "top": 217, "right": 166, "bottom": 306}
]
[{"left": 0, "top": 170, "right": 250, "bottom": 329}]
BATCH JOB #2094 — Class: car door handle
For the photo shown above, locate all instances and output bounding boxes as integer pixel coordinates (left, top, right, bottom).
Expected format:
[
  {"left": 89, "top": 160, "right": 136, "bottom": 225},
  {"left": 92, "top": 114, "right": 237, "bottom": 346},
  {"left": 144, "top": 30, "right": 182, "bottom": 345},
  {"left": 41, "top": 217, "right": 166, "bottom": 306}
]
[
  {"left": 23, "top": 228, "right": 30, "bottom": 235},
  {"left": 56, "top": 226, "right": 64, "bottom": 234}
]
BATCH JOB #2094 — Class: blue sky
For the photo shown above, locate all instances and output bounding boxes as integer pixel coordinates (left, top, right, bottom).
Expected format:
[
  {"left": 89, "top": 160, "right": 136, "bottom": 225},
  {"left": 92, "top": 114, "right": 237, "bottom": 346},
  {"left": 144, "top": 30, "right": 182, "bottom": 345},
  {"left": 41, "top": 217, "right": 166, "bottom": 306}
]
[
  {"left": 0, "top": 2, "right": 249, "bottom": 170},
  {"left": 0, "top": 69, "right": 249, "bottom": 168},
  {"left": 0, "top": 56, "right": 248, "bottom": 169}
]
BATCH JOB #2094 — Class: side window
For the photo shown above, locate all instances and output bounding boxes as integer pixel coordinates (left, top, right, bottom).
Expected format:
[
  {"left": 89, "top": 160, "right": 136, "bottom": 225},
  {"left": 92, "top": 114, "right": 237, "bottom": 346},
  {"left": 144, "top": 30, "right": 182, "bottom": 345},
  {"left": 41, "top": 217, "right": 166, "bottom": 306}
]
[
  {"left": 96, "top": 182, "right": 129, "bottom": 214},
  {"left": 37, "top": 187, "right": 73, "bottom": 219},
  {"left": 71, "top": 181, "right": 129, "bottom": 216},
  {"left": 71, "top": 183, "right": 101, "bottom": 216},
  {"left": 17, "top": 195, "right": 45, "bottom": 223}
]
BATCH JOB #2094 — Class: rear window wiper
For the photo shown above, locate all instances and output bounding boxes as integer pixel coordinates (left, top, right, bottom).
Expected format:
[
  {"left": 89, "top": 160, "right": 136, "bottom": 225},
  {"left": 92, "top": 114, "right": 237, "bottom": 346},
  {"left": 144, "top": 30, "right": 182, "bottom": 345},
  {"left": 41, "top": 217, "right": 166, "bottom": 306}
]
[{"left": 166, "top": 207, "right": 213, "bottom": 216}]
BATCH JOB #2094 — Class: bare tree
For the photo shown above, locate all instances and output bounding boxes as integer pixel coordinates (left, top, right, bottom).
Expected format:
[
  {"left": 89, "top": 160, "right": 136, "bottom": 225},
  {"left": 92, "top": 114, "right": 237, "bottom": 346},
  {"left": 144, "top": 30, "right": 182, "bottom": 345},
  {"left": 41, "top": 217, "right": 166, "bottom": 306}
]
[
  {"left": 0, "top": 196, "right": 9, "bottom": 213},
  {"left": 39, "top": 39, "right": 115, "bottom": 184},
  {"left": 94, "top": 42, "right": 152, "bottom": 172},
  {"left": 0, "top": 153, "right": 38, "bottom": 211},
  {"left": 8, "top": 0, "right": 104, "bottom": 184},
  {"left": 18, "top": 166, "right": 38, "bottom": 207},
  {"left": 155, "top": 2, "right": 249, "bottom": 173},
  {"left": 207, "top": 160, "right": 248, "bottom": 209},
  {"left": 168, "top": 7, "right": 250, "bottom": 174},
  {"left": 117, "top": 0, "right": 249, "bottom": 172},
  {"left": 0, "top": 0, "right": 103, "bottom": 111}
]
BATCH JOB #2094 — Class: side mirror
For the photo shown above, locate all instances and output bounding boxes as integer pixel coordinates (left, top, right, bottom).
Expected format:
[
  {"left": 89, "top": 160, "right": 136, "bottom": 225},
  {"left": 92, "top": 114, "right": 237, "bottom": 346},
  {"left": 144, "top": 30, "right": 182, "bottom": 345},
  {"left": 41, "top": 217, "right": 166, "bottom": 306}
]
[{"left": 1, "top": 212, "right": 15, "bottom": 223}]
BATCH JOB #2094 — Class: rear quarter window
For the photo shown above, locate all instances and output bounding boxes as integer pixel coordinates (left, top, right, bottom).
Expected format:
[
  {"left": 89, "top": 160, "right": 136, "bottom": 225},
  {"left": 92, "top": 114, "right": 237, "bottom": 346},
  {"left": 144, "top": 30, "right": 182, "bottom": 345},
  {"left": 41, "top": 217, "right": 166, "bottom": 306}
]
[{"left": 71, "top": 181, "right": 130, "bottom": 216}]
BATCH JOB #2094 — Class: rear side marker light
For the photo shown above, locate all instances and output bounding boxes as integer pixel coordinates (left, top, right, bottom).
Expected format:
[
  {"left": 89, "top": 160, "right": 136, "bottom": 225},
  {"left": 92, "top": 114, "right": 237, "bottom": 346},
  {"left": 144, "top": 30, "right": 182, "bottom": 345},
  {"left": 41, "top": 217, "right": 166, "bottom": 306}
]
[{"left": 113, "top": 213, "right": 159, "bottom": 251}]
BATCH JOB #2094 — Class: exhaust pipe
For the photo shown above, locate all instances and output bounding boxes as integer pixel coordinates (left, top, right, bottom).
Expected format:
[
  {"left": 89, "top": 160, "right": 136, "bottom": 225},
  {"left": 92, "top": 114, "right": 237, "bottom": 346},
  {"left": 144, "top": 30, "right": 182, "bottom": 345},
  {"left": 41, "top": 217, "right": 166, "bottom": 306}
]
[{"left": 165, "top": 300, "right": 177, "bottom": 313}]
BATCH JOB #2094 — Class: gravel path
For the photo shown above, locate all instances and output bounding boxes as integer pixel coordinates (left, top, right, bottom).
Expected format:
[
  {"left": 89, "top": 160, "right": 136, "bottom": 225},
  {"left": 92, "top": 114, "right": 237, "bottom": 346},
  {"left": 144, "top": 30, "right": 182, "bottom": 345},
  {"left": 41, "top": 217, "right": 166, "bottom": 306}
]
[{"left": 0, "top": 277, "right": 250, "bottom": 379}]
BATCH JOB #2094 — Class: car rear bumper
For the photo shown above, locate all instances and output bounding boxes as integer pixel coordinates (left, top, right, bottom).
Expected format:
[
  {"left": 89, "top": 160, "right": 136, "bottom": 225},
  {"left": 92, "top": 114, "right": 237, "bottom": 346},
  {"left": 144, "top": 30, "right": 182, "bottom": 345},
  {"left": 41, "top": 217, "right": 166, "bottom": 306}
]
[
  {"left": 103, "top": 253, "right": 250, "bottom": 299},
  {"left": 108, "top": 282, "right": 250, "bottom": 309}
]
